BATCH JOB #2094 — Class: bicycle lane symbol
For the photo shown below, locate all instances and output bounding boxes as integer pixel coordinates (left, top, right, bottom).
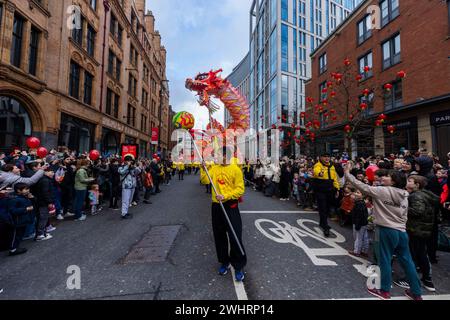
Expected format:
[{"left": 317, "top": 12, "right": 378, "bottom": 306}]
[{"left": 255, "top": 219, "right": 372, "bottom": 277}]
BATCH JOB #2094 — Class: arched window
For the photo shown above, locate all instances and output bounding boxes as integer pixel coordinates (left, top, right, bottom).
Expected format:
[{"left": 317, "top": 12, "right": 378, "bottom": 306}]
[{"left": 0, "top": 96, "right": 32, "bottom": 152}]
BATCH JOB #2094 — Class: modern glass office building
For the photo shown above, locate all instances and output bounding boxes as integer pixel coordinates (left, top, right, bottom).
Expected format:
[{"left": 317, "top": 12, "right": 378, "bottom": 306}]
[{"left": 248, "top": 0, "right": 362, "bottom": 155}]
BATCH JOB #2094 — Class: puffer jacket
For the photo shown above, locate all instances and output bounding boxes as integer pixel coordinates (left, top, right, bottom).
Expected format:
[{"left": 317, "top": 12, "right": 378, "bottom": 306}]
[
  {"left": 407, "top": 189, "right": 440, "bottom": 238},
  {"left": 7, "top": 194, "right": 35, "bottom": 227}
]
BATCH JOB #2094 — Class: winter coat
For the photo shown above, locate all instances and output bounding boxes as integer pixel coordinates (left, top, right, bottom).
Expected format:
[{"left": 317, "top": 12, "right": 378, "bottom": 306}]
[
  {"left": 0, "top": 170, "right": 45, "bottom": 189},
  {"left": 415, "top": 156, "right": 442, "bottom": 196},
  {"left": 35, "top": 176, "right": 56, "bottom": 208},
  {"left": 352, "top": 200, "right": 368, "bottom": 230},
  {"left": 407, "top": 189, "right": 440, "bottom": 238},
  {"left": 74, "top": 167, "right": 92, "bottom": 191},
  {"left": 7, "top": 194, "right": 34, "bottom": 227},
  {"left": 109, "top": 164, "right": 121, "bottom": 186}
]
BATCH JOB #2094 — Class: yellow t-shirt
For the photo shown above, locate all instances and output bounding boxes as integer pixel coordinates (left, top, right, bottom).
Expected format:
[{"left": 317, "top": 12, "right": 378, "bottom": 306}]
[{"left": 200, "top": 164, "right": 245, "bottom": 203}]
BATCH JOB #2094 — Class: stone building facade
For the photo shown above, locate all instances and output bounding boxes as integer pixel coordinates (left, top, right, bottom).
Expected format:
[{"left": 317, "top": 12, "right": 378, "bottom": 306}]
[{"left": 0, "top": 0, "right": 170, "bottom": 158}]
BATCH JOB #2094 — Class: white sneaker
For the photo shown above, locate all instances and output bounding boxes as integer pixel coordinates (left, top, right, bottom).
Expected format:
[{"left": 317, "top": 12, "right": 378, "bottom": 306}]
[
  {"left": 131, "top": 202, "right": 138, "bottom": 206},
  {"left": 75, "top": 215, "right": 87, "bottom": 221},
  {"left": 22, "top": 233, "right": 36, "bottom": 241},
  {"left": 36, "top": 234, "right": 53, "bottom": 241},
  {"left": 46, "top": 225, "right": 56, "bottom": 233},
  {"left": 56, "top": 214, "right": 65, "bottom": 221},
  {"left": 64, "top": 212, "right": 75, "bottom": 217}
]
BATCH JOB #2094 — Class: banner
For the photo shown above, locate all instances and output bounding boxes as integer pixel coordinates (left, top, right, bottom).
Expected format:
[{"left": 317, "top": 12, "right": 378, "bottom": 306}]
[
  {"left": 151, "top": 128, "right": 159, "bottom": 145},
  {"left": 121, "top": 144, "right": 138, "bottom": 162}
]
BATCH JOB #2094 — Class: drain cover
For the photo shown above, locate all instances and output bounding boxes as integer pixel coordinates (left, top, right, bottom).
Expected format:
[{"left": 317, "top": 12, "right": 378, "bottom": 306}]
[{"left": 122, "top": 225, "right": 182, "bottom": 264}]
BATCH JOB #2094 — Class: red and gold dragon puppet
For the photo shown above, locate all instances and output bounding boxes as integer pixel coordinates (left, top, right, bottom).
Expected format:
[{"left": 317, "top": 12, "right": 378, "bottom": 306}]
[{"left": 185, "top": 69, "right": 250, "bottom": 161}]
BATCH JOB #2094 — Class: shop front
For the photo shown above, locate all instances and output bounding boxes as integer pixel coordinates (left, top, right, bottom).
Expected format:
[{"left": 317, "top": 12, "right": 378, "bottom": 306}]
[
  {"left": 0, "top": 96, "right": 33, "bottom": 153},
  {"left": 58, "top": 113, "right": 96, "bottom": 153},
  {"left": 431, "top": 109, "right": 450, "bottom": 162},
  {"left": 384, "top": 117, "right": 418, "bottom": 155}
]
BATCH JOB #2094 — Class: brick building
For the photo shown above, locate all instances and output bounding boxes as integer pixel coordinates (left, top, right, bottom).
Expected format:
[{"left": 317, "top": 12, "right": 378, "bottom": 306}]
[
  {"left": 305, "top": 0, "right": 450, "bottom": 160},
  {"left": 0, "top": 0, "right": 171, "bottom": 158}
]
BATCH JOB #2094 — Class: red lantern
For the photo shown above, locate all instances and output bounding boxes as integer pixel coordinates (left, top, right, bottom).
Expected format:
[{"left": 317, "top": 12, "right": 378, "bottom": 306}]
[
  {"left": 366, "top": 165, "right": 379, "bottom": 183},
  {"left": 375, "top": 120, "right": 382, "bottom": 127},
  {"left": 384, "top": 83, "right": 393, "bottom": 91},
  {"left": 300, "top": 112, "right": 306, "bottom": 119},
  {"left": 291, "top": 123, "right": 296, "bottom": 128},
  {"left": 306, "top": 97, "right": 314, "bottom": 103},
  {"left": 332, "top": 116, "right": 337, "bottom": 121},
  {"left": 26, "top": 137, "right": 41, "bottom": 149},
  {"left": 322, "top": 99, "right": 328, "bottom": 106},
  {"left": 349, "top": 114, "right": 354, "bottom": 121},
  {"left": 37, "top": 147, "right": 48, "bottom": 159},
  {"left": 362, "top": 89, "right": 370, "bottom": 96},
  {"left": 287, "top": 132, "right": 292, "bottom": 137},
  {"left": 330, "top": 109, "right": 336, "bottom": 114},
  {"left": 360, "top": 102, "right": 368, "bottom": 110},
  {"left": 379, "top": 113, "right": 387, "bottom": 121},
  {"left": 327, "top": 81, "right": 333, "bottom": 87},
  {"left": 356, "top": 74, "right": 363, "bottom": 81},
  {"left": 153, "top": 153, "right": 158, "bottom": 159},
  {"left": 89, "top": 150, "right": 100, "bottom": 161},
  {"left": 397, "top": 70, "right": 406, "bottom": 79},
  {"left": 305, "top": 129, "right": 311, "bottom": 136},
  {"left": 321, "top": 88, "right": 328, "bottom": 94},
  {"left": 319, "top": 106, "right": 324, "bottom": 113},
  {"left": 330, "top": 91, "right": 336, "bottom": 98},
  {"left": 306, "top": 122, "right": 312, "bottom": 128},
  {"left": 344, "top": 125, "right": 352, "bottom": 133},
  {"left": 387, "top": 125, "right": 396, "bottom": 134},
  {"left": 344, "top": 58, "right": 351, "bottom": 66},
  {"left": 271, "top": 124, "right": 277, "bottom": 130},
  {"left": 277, "top": 116, "right": 281, "bottom": 120},
  {"left": 364, "top": 66, "right": 371, "bottom": 73}
]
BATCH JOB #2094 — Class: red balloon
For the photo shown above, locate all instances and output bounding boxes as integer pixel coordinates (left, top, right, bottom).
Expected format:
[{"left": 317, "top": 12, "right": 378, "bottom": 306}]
[
  {"left": 26, "top": 137, "right": 41, "bottom": 149},
  {"left": 89, "top": 150, "right": 100, "bottom": 161},
  {"left": 366, "top": 165, "right": 379, "bottom": 183},
  {"left": 37, "top": 147, "right": 48, "bottom": 159}
]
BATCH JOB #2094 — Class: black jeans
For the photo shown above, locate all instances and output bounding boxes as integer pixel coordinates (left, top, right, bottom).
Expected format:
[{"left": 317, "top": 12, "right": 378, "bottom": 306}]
[
  {"left": 427, "top": 223, "right": 439, "bottom": 262},
  {"left": 110, "top": 185, "right": 120, "bottom": 208},
  {"left": 211, "top": 201, "right": 247, "bottom": 271},
  {"left": 316, "top": 192, "right": 333, "bottom": 231},
  {"left": 61, "top": 186, "right": 73, "bottom": 214},
  {"left": 178, "top": 170, "right": 184, "bottom": 180},
  {"left": 409, "top": 234, "right": 431, "bottom": 280}
]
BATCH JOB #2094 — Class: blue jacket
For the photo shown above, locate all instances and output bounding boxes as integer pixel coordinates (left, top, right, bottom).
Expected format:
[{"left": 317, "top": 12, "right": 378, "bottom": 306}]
[{"left": 7, "top": 194, "right": 35, "bottom": 227}]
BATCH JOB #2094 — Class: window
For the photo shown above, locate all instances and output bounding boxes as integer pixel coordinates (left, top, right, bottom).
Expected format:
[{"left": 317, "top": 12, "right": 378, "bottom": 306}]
[
  {"left": 11, "top": 15, "right": 24, "bottom": 68},
  {"left": 358, "top": 51, "right": 373, "bottom": 79},
  {"left": 141, "top": 115, "right": 147, "bottom": 132},
  {"left": 357, "top": 15, "right": 372, "bottom": 45},
  {"left": 106, "top": 89, "right": 112, "bottom": 115},
  {"left": 84, "top": 72, "right": 93, "bottom": 105},
  {"left": 72, "top": 16, "right": 84, "bottom": 46},
  {"left": 127, "top": 105, "right": 136, "bottom": 126},
  {"left": 128, "top": 74, "right": 137, "bottom": 97},
  {"left": 115, "top": 58, "right": 121, "bottom": 81},
  {"left": 117, "top": 25, "right": 123, "bottom": 47},
  {"left": 380, "top": 0, "right": 400, "bottom": 27},
  {"left": 110, "top": 14, "right": 117, "bottom": 36},
  {"left": 69, "top": 61, "right": 81, "bottom": 99},
  {"left": 319, "top": 81, "right": 327, "bottom": 101},
  {"left": 281, "top": 24, "right": 288, "bottom": 72},
  {"left": 113, "top": 94, "right": 119, "bottom": 118},
  {"left": 359, "top": 92, "right": 375, "bottom": 116},
  {"left": 384, "top": 81, "right": 403, "bottom": 110},
  {"left": 319, "top": 53, "right": 327, "bottom": 74},
  {"left": 28, "top": 27, "right": 40, "bottom": 76},
  {"left": 108, "top": 50, "right": 114, "bottom": 74},
  {"left": 382, "top": 34, "right": 401, "bottom": 69},
  {"left": 281, "top": 0, "right": 288, "bottom": 21},
  {"left": 86, "top": 25, "right": 96, "bottom": 57}
]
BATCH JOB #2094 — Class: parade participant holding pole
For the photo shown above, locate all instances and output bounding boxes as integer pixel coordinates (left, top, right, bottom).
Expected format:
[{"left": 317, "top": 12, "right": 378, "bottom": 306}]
[
  {"left": 312, "top": 153, "right": 340, "bottom": 237},
  {"left": 200, "top": 146, "right": 247, "bottom": 282}
]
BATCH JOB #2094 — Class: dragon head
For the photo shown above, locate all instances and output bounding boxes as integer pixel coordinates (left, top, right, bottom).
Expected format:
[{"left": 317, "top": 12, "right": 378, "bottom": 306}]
[{"left": 186, "top": 69, "right": 225, "bottom": 110}]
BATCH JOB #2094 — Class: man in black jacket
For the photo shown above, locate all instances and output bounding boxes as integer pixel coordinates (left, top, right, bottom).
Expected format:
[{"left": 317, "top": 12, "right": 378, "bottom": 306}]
[
  {"left": 108, "top": 158, "right": 121, "bottom": 210},
  {"left": 59, "top": 157, "right": 76, "bottom": 218}
]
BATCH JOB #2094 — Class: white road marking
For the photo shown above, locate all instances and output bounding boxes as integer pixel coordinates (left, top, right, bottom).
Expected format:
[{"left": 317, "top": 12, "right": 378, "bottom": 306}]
[
  {"left": 331, "top": 294, "right": 450, "bottom": 300},
  {"left": 230, "top": 267, "right": 248, "bottom": 301},
  {"left": 242, "top": 211, "right": 317, "bottom": 214}
]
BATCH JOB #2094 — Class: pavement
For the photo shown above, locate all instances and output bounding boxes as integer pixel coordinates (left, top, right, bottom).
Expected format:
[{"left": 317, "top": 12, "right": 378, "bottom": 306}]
[{"left": 0, "top": 174, "right": 449, "bottom": 300}]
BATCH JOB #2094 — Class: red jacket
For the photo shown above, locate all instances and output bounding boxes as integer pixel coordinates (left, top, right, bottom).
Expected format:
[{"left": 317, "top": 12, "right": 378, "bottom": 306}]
[{"left": 441, "top": 184, "right": 449, "bottom": 204}]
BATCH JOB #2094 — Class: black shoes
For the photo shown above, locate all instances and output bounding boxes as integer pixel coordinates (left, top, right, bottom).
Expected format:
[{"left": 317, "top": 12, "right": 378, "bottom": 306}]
[
  {"left": 324, "top": 229, "right": 330, "bottom": 238},
  {"left": 121, "top": 214, "right": 133, "bottom": 220},
  {"left": 9, "top": 248, "right": 27, "bottom": 256}
]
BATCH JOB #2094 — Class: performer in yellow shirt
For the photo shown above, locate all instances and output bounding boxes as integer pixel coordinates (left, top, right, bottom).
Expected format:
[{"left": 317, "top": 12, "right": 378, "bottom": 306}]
[
  {"left": 313, "top": 152, "right": 340, "bottom": 238},
  {"left": 177, "top": 161, "right": 185, "bottom": 180},
  {"left": 200, "top": 147, "right": 246, "bottom": 282}
]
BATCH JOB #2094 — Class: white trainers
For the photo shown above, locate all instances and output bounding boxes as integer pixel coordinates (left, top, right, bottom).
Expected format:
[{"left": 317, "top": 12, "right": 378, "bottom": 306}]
[
  {"left": 36, "top": 234, "right": 53, "bottom": 241},
  {"left": 75, "top": 215, "right": 87, "bottom": 221},
  {"left": 56, "top": 214, "right": 65, "bottom": 221},
  {"left": 46, "top": 225, "right": 56, "bottom": 233},
  {"left": 64, "top": 212, "right": 75, "bottom": 217},
  {"left": 131, "top": 202, "right": 138, "bottom": 206}
]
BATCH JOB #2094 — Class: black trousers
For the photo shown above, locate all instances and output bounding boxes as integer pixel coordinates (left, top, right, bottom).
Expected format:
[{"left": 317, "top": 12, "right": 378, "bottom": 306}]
[
  {"left": 316, "top": 192, "right": 333, "bottom": 231},
  {"left": 10, "top": 226, "right": 26, "bottom": 251},
  {"left": 110, "top": 185, "right": 120, "bottom": 208},
  {"left": 409, "top": 234, "right": 431, "bottom": 280},
  {"left": 179, "top": 170, "right": 185, "bottom": 180},
  {"left": 212, "top": 202, "right": 247, "bottom": 270},
  {"left": 61, "top": 186, "right": 73, "bottom": 214},
  {"left": 427, "top": 223, "right": 439, "bottom": 262}
]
